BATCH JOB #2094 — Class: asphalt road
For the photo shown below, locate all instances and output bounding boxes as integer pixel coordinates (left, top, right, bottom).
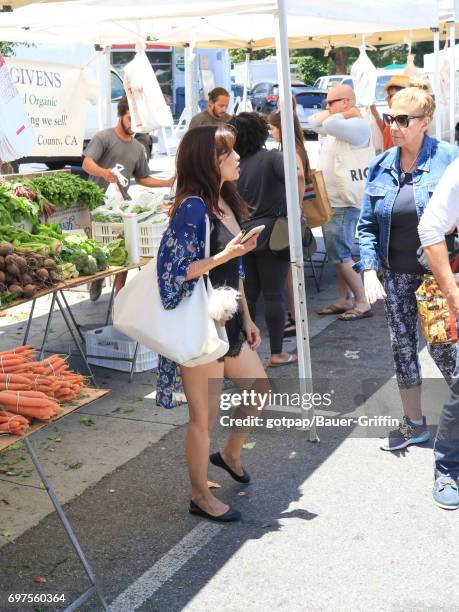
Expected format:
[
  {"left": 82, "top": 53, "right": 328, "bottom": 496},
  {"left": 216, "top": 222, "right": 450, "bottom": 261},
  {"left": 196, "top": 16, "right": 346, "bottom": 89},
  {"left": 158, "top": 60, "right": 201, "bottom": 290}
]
[{"left": 1, "top": 295, "right": 458, "bottom": 612}]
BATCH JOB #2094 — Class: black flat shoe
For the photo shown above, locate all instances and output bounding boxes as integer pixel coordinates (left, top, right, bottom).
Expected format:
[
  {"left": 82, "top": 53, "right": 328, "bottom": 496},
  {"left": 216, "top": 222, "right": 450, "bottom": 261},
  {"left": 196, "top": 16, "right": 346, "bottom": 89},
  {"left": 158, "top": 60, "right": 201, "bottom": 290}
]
[
  {"left": 189, "top": 500, "right": 241, "bottom": 522},
  {"left": 210, "top": 451, "right": 251, "bottom": 484}
]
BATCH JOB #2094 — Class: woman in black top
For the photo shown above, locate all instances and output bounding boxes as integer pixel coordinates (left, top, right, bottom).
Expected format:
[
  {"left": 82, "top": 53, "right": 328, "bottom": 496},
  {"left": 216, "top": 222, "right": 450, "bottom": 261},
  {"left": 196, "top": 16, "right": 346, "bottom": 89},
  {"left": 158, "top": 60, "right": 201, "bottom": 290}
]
[{"left": 230, "top": 112, "right": 298, "bottom": 367}]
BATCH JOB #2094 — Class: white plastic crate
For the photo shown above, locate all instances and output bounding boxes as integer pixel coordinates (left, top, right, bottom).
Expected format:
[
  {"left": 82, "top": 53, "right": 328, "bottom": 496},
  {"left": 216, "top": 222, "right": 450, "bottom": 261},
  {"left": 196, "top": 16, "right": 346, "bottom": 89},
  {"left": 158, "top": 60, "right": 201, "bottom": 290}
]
[
  {"left": 91, "top": 217, "right": 168, "bottom": 258},
  {"left": 85, "top": 325, "right": 158, "bottom": 372}
]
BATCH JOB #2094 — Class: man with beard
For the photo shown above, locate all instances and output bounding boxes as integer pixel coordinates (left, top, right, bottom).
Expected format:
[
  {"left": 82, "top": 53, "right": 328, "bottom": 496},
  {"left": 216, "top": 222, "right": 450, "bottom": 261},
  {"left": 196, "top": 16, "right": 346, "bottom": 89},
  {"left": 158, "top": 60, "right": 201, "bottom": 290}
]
[
  {"left": 83, "top": 96, "right": 173, "bottom": 296},
  {"left": 188, "top": 87, "right": 231, "bottom": 129},
  {"left": 82, "top": 96, "right": 173, "bottom": 191}
]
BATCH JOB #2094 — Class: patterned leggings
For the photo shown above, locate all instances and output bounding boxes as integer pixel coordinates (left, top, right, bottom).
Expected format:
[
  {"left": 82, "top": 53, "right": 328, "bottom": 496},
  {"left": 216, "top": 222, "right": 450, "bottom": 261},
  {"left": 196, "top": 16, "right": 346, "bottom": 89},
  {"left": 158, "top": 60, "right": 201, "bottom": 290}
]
[{"left": 381, "top": 269, "right": 456, "bottom": 389}]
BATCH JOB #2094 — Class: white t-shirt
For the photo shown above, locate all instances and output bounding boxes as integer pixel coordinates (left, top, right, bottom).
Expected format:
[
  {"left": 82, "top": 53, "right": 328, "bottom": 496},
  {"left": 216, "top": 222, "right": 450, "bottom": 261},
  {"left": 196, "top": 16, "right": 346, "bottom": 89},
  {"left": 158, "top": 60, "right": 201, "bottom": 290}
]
[{"left": 418, "top": 156, "right": 459, "bottom": 247}]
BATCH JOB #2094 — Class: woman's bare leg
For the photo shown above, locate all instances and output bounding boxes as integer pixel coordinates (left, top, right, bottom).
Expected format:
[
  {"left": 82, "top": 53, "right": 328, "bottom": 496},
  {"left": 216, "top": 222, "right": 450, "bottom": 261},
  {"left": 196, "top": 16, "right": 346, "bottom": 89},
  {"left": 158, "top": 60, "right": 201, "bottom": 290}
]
[
  {"left": 181, "top": 359, "right": 228, "bottom": 516},
  {"left": 219, "top": 343, "right": 269, "bottom": 475}
]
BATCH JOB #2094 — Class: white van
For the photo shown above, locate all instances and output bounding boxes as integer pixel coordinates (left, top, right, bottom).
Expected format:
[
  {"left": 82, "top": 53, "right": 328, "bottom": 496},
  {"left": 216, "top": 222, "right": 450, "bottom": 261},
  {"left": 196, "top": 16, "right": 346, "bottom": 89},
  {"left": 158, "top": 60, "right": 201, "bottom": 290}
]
[{"left": 313, "top": 75, "right": 347, "bottom": 90}]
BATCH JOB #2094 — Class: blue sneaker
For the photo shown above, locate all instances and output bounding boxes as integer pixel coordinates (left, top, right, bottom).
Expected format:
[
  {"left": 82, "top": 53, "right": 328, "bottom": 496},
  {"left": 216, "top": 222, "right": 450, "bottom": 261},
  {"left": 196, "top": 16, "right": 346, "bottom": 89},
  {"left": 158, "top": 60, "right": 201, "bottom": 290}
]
[
  {"left": 433, "top": 475, "right": 459, "bottom": 510},
  {"left": 380, "top": 416, "right": 430, "bottom": 451}
]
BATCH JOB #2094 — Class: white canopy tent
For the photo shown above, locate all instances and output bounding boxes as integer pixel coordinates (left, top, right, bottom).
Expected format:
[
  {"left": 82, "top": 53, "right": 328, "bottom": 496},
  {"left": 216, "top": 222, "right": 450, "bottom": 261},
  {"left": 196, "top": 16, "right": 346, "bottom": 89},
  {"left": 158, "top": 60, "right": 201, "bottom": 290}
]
[
  {"left": 0, "top": 0, "right": 440, "bottom": 46},
  {"left": 0, "top": 0, "right": 440, "bottom": 438}
]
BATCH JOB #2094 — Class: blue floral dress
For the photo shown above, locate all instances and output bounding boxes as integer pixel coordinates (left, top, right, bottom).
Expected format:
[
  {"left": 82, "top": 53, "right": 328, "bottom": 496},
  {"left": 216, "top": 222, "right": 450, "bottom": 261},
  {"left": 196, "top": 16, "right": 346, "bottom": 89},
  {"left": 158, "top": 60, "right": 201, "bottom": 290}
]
[{"left": 156, "top": 196, "right": 244, "bottom": 409}]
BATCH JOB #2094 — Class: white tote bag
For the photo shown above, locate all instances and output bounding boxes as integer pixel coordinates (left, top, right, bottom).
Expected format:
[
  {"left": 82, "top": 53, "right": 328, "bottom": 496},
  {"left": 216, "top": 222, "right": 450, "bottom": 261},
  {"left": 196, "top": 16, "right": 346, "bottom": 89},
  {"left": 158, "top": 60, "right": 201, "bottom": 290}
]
[
  {"left": 334, "top": 140, "right": 375, "bottom": 207},
  {"left": 113, "top": 216, "right": 229, "bottom": 367},
  {"left": 123, "top": 44, "right": 173, "bottom": 132}
]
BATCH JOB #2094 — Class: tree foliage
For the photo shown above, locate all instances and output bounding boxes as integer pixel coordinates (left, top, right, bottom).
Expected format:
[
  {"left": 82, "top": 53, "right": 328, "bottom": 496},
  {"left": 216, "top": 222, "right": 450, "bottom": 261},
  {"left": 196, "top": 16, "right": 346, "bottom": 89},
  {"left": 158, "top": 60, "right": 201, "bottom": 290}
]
[
  {"left": 290, "top": 56, "right": 328, "bottom": 85},
  {"left": 229, "top": 41, "right": 433, "bottom": 79},
  {"left": 0, "top": 42, "right": 17, "bottom": 57},
  {"left": 228, "top": 48, "right": 274, "bottom": 64}
]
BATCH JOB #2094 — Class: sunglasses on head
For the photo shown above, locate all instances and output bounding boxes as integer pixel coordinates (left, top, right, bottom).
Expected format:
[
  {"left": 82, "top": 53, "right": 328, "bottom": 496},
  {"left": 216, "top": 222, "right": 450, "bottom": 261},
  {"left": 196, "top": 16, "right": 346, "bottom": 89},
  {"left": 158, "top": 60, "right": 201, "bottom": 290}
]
[{"left": 382, "top": 113, "right": 425, "bottom": 128}]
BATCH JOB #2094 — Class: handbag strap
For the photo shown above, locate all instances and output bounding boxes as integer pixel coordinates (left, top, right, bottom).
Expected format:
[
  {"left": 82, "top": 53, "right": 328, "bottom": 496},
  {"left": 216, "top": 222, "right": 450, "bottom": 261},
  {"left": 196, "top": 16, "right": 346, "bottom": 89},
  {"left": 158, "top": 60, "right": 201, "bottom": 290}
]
[
  {"left": 203, "top": 214, "right": 211, "bottom": 286},
  {"left": 205, "top": 214, "right": 210, "bottom": 258}
]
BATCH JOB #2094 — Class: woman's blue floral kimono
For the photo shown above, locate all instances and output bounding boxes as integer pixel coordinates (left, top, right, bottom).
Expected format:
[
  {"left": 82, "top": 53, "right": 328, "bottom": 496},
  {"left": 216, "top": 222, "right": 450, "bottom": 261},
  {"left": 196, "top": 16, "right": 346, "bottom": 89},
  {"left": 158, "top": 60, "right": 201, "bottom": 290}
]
[
  {"left": 156, "top": 196, "right": 207, "bottom": 409},
  {"left": 156, "top": 196, "right": 244, "bottom": 409}
]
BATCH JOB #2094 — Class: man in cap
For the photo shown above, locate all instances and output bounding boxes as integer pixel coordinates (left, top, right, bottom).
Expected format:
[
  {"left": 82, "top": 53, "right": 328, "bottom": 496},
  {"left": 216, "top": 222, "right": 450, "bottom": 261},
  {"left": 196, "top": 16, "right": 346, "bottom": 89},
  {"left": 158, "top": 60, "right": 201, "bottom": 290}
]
[{"left": 370, "top": 75, "right": 412, "bottom": 150}]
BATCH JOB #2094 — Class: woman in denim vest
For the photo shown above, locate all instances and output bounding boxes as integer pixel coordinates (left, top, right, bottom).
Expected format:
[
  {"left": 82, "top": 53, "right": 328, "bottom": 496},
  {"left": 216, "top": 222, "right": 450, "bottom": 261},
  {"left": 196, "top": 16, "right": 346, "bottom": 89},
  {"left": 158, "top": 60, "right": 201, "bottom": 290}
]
[{"left": 356, "top": 83, "right": 459, "bottom": 452}]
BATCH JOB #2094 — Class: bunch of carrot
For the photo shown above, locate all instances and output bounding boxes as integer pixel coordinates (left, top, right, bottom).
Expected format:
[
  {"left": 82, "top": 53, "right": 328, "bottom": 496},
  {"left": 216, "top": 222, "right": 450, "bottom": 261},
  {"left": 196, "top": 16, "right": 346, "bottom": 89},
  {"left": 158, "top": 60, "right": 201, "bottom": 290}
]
[
  {"left": 0, "top": 410, "right": 29, "bottom": 435},
  {"left": 0, "top": 390, "right": 62, "bottom": 421},
  {"left": 0, "top": 345, "right": 87, "bottom": 436}
]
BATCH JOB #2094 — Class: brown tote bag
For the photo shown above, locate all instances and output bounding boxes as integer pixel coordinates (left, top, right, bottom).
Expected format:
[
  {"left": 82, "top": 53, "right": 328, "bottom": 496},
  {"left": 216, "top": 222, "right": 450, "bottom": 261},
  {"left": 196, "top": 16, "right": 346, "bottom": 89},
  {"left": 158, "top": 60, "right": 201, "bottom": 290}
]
[{"left": 302, "top": 170, "right": 333, "bottom": 229}]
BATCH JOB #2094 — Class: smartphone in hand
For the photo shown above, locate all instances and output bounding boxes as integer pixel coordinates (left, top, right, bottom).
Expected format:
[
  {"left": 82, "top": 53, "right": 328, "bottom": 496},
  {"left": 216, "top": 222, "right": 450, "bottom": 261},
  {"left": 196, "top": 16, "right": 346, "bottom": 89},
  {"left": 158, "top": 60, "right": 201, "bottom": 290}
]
[{"left": 240, "top": 225, "right": 265, "bottom": 245}]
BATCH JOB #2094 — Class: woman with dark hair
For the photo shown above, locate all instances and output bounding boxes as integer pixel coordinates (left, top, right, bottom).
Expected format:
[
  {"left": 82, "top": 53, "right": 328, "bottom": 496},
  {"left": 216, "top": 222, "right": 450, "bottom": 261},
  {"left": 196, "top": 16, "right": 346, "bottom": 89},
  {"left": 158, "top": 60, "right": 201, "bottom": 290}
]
[
  {"left": 268, "top": 109, "right": 311, "bottom": 336},
  {"left": 268, "top": 108, "right": 311, "bottom": 184},
  {"left": 230, "top": 112, "right": 302, "bottom": 366},
  {"left": 156, "top": 125, "right": 268, "bottom": 522}
]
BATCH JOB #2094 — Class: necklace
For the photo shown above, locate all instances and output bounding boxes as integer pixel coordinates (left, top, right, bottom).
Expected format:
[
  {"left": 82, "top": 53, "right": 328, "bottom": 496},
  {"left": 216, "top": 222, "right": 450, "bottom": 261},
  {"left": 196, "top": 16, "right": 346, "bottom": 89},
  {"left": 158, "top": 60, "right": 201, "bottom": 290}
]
[{"left": 400, "top": 152, "right": 420, "bottom": 183}]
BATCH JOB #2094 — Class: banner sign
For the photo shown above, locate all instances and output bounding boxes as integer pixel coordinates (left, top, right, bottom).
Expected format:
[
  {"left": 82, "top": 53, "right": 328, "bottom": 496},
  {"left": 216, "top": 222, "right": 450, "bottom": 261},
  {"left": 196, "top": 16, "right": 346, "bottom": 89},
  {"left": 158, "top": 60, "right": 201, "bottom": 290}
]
[{"left": 5, "top": 58, "right": 87, "bottom": 158}]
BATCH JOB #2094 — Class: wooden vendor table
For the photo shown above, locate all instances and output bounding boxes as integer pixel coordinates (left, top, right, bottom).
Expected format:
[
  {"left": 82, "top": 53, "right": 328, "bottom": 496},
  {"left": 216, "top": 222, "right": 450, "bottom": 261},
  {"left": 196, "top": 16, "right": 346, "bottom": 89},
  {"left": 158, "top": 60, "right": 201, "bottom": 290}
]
[
  {"left": 0, "top": 388, "right": 110, "bottom": 611},
  {"left": 1, "top": 259, "right": 149, "bottom": 386}
]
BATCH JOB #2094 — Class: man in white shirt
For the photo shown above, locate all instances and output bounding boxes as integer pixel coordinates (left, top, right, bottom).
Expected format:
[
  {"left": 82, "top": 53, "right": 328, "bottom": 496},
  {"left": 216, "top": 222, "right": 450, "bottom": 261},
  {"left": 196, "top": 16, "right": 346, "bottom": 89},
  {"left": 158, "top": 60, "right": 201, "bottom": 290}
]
[
  {"left": 308, "top": 84, "right": 372, "bottom": 321},
  {"left": 418, "top": 157, "right": 459, "bottom": 510}
]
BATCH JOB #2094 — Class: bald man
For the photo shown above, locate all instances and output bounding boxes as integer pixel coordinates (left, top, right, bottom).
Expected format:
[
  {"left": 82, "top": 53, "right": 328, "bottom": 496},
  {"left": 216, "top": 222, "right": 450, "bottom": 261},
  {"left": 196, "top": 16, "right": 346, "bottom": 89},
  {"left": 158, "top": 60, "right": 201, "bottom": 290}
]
[{"left": 307, "top": 84, "right": 373, "bottom": 321}]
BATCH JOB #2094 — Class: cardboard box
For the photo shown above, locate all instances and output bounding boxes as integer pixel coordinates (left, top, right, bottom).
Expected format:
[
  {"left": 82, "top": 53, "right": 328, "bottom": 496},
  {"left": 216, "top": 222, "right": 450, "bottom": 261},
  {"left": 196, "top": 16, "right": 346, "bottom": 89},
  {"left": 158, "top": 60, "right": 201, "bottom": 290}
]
[{"left": 45, "top": 203, "right": 92, "bottom": 237}]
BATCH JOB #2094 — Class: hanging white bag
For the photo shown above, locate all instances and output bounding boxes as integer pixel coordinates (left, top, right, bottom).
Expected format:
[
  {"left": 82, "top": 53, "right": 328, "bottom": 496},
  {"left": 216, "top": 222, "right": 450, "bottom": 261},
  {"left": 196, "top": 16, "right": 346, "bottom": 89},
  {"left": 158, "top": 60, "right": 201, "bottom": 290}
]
[
  {"left": 350, "top": 46, "right": 378, "bottom": 107},
  {"left": 113, "top": 214, "right": 229, "bottom": 366},
  {"left": 123, "top": 42, "right": 173, "bottom": 133}
]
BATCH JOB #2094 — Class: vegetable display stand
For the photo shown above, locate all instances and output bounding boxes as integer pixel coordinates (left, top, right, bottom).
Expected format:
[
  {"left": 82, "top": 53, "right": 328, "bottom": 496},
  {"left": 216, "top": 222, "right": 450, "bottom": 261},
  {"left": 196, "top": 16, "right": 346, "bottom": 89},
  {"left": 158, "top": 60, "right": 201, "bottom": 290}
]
[
  {"left": 1, "top": 260, "right": 148, "bottom": 386},
  {"left": 0, "top": 387, "right": 110, "bottom": 611}
]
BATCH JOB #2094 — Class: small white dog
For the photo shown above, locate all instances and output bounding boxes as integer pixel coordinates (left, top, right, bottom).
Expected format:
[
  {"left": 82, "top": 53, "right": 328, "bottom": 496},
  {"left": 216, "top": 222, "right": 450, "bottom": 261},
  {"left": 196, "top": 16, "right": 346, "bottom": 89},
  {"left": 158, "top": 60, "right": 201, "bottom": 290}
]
[{"left": 208, "top": 286, "right": 240, "bottom": 325}]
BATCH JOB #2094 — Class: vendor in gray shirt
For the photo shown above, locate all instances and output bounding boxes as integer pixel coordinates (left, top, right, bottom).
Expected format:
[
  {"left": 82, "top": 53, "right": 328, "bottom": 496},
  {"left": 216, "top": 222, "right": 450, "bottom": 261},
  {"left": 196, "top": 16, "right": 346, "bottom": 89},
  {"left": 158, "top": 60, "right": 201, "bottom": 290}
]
[
  {"left": 83, "top": 96, "right": 173, "bottom": 296},
  {"left": 82, "top": 96, "right": 174, "bottom": 191},
  {"left": 188, "top": 87, "right": 231, "bottom": 130}
]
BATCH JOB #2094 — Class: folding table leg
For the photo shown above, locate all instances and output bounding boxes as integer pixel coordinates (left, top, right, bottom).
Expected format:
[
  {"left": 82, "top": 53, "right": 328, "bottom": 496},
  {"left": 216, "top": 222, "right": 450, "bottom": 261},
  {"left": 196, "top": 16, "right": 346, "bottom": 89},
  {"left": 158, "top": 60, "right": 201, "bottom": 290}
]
[
  {"left": 39, "top": 293, "right": 58, "bottom": 359},
  {"left": 22, "top": 298, "right": 36, "bottom": 345},
  {"left": 58, "top": 291, "right": 86, "bottom": 345},
  {"left": 23, "top": 437, "right": 109, "bottom": 612},
  {"left": 55, "top": 293, "right": 97, "bottom": 387},
  {"left": 129, "top": 342, "right": 140, "bottom": 383},
  {"left": 104, "top": 280, "right": 117, "bottom": 326}
]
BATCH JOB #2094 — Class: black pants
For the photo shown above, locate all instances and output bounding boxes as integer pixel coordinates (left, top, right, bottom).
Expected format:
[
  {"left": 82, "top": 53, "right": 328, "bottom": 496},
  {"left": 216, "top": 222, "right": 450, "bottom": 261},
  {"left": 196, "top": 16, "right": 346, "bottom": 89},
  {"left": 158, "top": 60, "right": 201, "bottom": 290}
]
[{"left": 243, "top": 249, "right": 290, "bottom": 355}]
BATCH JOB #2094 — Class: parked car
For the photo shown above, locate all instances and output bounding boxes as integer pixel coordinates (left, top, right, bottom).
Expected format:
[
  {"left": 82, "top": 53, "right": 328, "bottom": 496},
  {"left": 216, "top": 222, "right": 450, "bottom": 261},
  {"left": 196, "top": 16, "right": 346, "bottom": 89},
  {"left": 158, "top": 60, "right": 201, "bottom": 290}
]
[
  {"left": 295, "top": 89, "right": 327, "bottom": 135},
  {"left": 248, "top": 81, "right": 308, "bottom": 115},
  {"left": 313, "top": 75, "right": 347, "bottom": 90}
]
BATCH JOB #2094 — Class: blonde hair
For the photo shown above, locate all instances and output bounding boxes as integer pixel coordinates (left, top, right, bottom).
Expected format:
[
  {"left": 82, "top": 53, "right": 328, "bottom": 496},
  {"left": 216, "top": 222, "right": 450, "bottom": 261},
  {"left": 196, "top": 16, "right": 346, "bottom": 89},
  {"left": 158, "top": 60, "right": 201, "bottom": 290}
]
[{"left": 392, "top": 79, "right": 435, "bottom": 118}]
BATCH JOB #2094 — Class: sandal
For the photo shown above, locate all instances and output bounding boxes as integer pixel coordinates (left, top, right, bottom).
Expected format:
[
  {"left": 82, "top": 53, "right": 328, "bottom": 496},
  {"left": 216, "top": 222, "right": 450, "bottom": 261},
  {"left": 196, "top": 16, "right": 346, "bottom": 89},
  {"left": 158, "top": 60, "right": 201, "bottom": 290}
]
[
  {"left": 317, "top": 304, "right": 351, "bottom": 315},
  {"left": 338, "top": 308, "right": 373, "bottom": 321},
  {"left": 284, "top": 318, "right": 296, "bottom": 337},
  {"left": 268, "top": 353, "right": 298, "bottom": 367}
]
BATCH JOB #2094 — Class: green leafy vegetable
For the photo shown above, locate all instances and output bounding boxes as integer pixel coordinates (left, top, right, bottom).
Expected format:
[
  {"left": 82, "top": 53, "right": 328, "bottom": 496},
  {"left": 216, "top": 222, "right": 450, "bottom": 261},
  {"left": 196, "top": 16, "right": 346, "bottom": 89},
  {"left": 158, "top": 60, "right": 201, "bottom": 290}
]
[{"left": 30, "top": 174, "right": 104, "bottom": 210}]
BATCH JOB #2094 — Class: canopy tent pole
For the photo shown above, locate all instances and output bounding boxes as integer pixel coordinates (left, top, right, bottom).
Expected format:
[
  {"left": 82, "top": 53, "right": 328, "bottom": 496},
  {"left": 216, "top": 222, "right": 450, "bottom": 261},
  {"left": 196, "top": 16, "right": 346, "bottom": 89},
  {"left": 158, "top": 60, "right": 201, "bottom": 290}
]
[
  {"left": 449, "top": 20, "right": 456, "bottom": 144},
  {"left": 223, "top": 48, "right": 232, "bottom": 94},
  {"left": 94, "top": 46, "right": 104, "bottom": 132},
  {"left": 274, "top": 0, "right": 317, "bottom": 442},
  {"left": 432, "top": 27, "right": 441, "bottom": 139},
  {"left": 103, "top": 45, "right": 112, "bottom": 129},
  {"left": 241, "top": 50, "right": 251, "bottom": 112},
  {"left": 183, "top": 44, "right": 199, "bottom": 129}
]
